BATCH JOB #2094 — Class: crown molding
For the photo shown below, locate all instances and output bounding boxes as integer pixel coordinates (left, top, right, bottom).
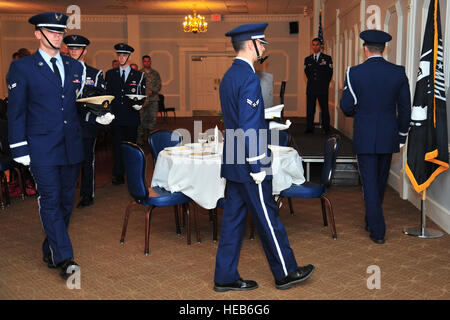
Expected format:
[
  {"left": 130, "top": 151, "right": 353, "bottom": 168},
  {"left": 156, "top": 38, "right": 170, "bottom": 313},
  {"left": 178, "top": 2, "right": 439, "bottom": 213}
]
[{"left": 2, "top": 13, "right": 303, "bottom": 24}]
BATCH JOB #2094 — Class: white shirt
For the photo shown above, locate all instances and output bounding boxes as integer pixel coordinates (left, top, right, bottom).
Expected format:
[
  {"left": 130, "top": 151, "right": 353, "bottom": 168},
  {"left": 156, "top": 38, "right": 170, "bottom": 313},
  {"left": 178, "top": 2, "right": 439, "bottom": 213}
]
[
  {"left": 236, "top": 57, "right": 255, "bottom": 73},
  {"left": 367, "top": 55, "right": 383, "bottom": 60},
  {"left": 39, "top": 49, "right": 65, "bottom": 86},
  {"left": 314, "top": 52, "right": 321, "bottom": 61}
]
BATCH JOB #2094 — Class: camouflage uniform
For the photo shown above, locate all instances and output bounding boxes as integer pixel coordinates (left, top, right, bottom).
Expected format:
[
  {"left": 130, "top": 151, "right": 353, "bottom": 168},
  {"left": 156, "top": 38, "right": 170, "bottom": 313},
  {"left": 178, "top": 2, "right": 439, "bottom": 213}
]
[{"left": 138, "top": 67, "right": 161, "bottom": 145}]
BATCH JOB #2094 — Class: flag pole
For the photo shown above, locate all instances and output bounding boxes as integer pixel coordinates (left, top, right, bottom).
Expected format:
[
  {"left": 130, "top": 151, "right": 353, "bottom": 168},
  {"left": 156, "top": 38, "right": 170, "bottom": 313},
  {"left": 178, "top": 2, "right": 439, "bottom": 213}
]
[{"left": 403, "top": 190, "right": 444, "bottom": 238}]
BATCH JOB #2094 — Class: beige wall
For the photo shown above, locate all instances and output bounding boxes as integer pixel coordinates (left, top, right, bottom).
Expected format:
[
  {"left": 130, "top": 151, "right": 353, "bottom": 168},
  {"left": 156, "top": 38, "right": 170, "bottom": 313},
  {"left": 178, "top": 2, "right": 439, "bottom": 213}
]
[{"left": 0, "top": 13, "right": 310, "bottom": 117}]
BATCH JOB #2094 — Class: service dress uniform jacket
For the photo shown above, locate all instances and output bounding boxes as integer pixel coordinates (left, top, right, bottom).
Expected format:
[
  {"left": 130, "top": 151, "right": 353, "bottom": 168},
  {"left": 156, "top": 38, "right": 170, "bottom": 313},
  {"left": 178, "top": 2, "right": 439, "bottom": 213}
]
[
  {"left": 78, "top": 63, "right": 105, "bottom": 138},
  {"left": 304, "top": 52, "right": 333, "bottom": 95},
  {"left": 215, "top": 58, "right": 298, "bottom": 284},
  {"left": 340, "top": 56, "right": 411, "bottom": 239},
  {"left": 105, "top": 67, "right": 146, "bottom": 179},
  {"left": 77, "top": 63, "right": 106, "bottom": 199},
  {"left": 7, "top": 50, "right": 84, "bottom": 265},
  {"left": 304, "top": 52, "right": 333, "bottom": 131},
  {"left": 105, "top": 67, "right": 145, "bottom": 127},
  {"left": 8, "top": 52, "right": 84, "bottom": 165}
]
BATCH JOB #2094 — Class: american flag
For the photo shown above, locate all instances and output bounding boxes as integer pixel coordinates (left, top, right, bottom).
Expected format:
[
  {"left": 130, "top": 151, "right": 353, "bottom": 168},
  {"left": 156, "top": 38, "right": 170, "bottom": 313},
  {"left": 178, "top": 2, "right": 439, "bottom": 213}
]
[{"left": 318, "top": 10, "right": 324, "bottom": 48}]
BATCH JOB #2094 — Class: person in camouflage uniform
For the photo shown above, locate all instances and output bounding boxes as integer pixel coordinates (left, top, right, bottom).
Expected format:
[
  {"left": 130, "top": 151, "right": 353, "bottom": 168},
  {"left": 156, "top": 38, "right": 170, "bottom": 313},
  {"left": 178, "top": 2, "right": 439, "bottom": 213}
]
[{"left": 138, "top": 55, "right": 161, "bottom": 145}]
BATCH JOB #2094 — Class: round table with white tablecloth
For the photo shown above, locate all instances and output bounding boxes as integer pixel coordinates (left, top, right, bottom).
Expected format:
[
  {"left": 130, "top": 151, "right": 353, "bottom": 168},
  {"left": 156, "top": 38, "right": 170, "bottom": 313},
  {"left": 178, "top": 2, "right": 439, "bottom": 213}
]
[{"left": 151, "top": 144, "right": 305, "bottom": 209}]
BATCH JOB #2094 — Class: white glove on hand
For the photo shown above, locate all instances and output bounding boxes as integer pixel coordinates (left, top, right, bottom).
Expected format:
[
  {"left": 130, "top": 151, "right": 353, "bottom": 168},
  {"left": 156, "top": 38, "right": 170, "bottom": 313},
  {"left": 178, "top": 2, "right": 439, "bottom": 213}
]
[
  {"left": 132, "top": 104, "right": 142, "bottom": 111},
  {"left": 400, "top": 143, "right": 405, "bottom": 149},
  {"left": 14, "top": 155, "right": 30, "bottom": 166},
  {"left": 96, "top": 112, "right": 115, "bottom": 125},
  {"left": 250, "top": 171, "right": 266, "bottom": 184}
]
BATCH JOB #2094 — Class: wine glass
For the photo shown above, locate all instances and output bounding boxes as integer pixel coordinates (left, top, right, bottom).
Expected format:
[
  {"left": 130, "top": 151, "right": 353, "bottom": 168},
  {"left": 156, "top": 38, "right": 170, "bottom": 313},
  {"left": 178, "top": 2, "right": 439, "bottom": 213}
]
[{"left": 198, "top": 132, "right": 207, "bottom": 148}]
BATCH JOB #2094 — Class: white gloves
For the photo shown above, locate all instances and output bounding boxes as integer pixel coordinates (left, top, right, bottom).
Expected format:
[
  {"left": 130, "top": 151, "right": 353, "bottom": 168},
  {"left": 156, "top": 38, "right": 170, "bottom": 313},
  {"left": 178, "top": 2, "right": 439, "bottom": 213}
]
[
  {"left": 400, "top": 143, "right": 405, "bottom": 149},
  {"left": 132, "top": 104, "right": 143, "bottom": 111},
  {"left": 14, "top": 155, "right": 30, "bottom": 166},
  {"left": 96, "top": 112, "right": 115, "bottom": 125},
  {"left": 269, "top": 119, "right": 292, "bottom": 130},
  {"left": 250, "top": 171, "right": 266, "bottom": 184}
]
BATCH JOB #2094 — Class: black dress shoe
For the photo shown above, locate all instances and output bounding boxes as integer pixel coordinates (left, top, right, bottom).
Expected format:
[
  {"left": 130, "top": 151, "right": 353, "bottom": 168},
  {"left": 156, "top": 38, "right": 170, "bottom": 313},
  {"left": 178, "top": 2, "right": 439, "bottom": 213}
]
[
  {"left": 213, "top": 278, "right": 258, "bottom": 292},
  {"left": 77, "top": 196, "right": 94, "bottom": 208},
  {"left": 112, "top": 176, "right": 124, "bottom": 185},
  {"left": 369, "top": 235, "right": 385, "bottom": 244},
  {"left": 43, "top": 253, "right": 56, "bottom": 269},
  {"left": 275, "top": 264, "right": 315, "bottom": 290},
  {"left": 57, "top": 259, "right": 79, "bottom": 279}
]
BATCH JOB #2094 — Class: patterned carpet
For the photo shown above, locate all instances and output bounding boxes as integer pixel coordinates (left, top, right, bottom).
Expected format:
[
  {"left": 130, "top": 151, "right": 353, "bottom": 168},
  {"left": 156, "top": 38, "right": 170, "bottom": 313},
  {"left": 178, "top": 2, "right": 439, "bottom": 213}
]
[{"left": 0, "top": 117, "right": 449, "bottom": 300}]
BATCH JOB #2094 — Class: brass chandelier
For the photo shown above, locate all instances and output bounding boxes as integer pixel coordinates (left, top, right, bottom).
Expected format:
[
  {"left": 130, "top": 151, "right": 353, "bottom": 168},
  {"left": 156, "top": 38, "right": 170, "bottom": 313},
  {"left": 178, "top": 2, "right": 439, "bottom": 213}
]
[{"left": 183, "top": 10, "right": 208, "bottom": 33}]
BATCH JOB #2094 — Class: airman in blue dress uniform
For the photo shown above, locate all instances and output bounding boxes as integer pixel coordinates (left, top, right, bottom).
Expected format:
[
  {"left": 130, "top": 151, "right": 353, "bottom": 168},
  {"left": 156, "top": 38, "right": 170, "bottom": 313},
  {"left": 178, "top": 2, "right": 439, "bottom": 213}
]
[
  {"left": 63, "top": 34, "right": 114, "bottom": 208},
  {"left": 340, "top": 30, "right": 411, "bottom": 244},
  {"left": 214, "top": 23, "right": 315, "bottom": 292},
  {"left": 7, "top": 12, "right": 85, "bottom": 278},
  {"left": 304, "top": 38, "right": 333, "bottom": 134},
  {"left": 105, "top": 43, "right": 146, "bottom": 185}
]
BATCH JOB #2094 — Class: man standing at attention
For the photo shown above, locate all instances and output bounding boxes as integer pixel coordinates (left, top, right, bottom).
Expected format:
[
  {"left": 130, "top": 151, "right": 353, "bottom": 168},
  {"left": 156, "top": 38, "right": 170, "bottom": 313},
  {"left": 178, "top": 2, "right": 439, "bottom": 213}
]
[
  {"left": 340, "top": 30, "right": 411, "bottom": 244},
  {"left": 106, "top": 43, "right": 146, "bottom": 185},
  {"left": 304, "top": 37, "right": 333, "bottom": 134},
  {"left": 7, "top": 12, "right": 84, "bottom": 278},
  {"left": 138, "top": 55, "right": 161, "bottom": 146},
  {"left": 214, "top": 23, "right": 315, "bottom": 292}
]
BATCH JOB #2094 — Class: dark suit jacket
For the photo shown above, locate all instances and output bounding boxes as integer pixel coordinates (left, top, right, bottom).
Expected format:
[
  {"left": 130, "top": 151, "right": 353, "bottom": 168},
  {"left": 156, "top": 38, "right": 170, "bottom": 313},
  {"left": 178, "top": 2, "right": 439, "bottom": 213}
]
[
  {"left": 7, "top": 51, "right": 84, "bottom": 166},
  {"left": 340, "top": 57, "right": 411, "bottom": 154},
  {"left": 219, "top": 59, "right": 272, "bottom": 183},
  {"left": 105, "top": 67, "right": 146, "bottom": 127},
  {"left": 78, "top": 63, "right": 106, "bottom": 138},
  {"left": 304, "top": 52, "right": 333, "bottom": 95}
]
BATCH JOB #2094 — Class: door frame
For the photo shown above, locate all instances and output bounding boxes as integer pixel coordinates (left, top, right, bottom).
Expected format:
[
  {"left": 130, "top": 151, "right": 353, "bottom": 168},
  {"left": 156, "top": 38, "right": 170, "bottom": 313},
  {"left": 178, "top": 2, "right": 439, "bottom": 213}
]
[
  {"left": 179, "top": 45, "right": 235, "bottom": 116},
  {"left": 188, "top": 53, "right": 235, "bottom": 113}
]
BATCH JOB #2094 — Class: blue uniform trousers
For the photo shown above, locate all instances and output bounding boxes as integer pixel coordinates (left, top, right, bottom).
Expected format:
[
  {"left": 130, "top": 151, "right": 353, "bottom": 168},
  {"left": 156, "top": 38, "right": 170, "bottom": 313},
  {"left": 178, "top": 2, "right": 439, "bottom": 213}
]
[
  {"left": 306, "top": 93, "right": 330, "bottom": 131},
  {"left": 31, "top": 164, "right": 80, "bottom": 265},
  {"left": 111, "top": 125, "right": 137, "bottom": 178},
  {"left": 80, "top": 137, "right": 97, "bottom": 198},
  {"left": 357, "top": 153, "right": 393, "bottom": 239},
  {"left": 214, "top": 180, "right": 298, "bottom": 283}
]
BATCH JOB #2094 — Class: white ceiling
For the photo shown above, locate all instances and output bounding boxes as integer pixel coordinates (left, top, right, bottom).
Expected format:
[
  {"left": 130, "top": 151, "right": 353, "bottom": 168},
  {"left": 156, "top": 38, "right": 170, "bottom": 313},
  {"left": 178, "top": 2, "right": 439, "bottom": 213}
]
[{"left": 0, "top": 0, "right": 313, "bottom": 15}]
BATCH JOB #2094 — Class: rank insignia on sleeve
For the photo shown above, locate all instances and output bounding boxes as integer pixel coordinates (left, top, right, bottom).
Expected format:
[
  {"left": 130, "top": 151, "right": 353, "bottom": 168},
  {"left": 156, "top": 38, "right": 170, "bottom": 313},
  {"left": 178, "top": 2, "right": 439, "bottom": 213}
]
[{"left": 247, "top": 98, "right": 259, "bottom": 108}]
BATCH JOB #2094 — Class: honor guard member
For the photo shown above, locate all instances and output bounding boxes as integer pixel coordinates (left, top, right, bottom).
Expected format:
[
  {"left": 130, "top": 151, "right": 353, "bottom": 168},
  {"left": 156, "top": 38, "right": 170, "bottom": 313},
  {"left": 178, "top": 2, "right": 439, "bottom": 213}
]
[
  {"left": 63, "top": 34, "right": 115, "bottom": 208},
  {"left": 214, "top": 23, "right": 315, "bottom": 292},
  {"left": 340, "top": 30, "right": 411, "bottom": 244},
  {"left": 7, "top": 12, "right": 85, "bottom": 278},
  {"left": 304, "top": 38, "right": 333, "bottom": 134},
  {"left": 106, "top": 43, "right": 146, "bottom": 185}
]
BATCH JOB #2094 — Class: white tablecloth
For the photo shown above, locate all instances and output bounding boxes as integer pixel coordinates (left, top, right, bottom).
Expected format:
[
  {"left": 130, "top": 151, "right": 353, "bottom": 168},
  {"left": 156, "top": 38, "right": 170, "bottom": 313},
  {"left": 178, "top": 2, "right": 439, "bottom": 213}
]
[{"left": 151, "top": 145, "right": 305, "bottom": 209}]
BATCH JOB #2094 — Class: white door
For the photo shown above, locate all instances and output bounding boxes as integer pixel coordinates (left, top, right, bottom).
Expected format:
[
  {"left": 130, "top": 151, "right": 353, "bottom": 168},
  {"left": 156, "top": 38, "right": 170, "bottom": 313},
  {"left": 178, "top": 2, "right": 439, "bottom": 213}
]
[{"left": 190, "top": 56, "right": 234, "bottom": 112}]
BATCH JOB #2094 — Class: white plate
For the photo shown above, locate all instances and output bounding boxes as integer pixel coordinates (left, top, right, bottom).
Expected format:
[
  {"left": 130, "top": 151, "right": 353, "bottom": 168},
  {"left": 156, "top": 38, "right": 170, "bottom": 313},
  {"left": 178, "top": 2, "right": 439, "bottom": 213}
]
[
  {"left": 164, "top": 146, "right": 191, "bottom": 155},
  {"left": 184, "top": 143, "right": 203, "bottom": 150},
  {"left": 189, "top": 152, "right": 218, "bottom": 159}
]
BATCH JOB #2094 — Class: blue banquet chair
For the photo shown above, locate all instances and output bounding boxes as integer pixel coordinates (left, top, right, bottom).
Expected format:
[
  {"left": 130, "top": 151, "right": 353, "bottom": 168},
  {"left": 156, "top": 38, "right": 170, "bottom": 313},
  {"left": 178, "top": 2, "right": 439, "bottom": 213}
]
[
  {"left": 120, "top": 142, "right": 199, "bottom": 255},
  {"left": 157, "top": 94, "right": 176, "bottom": 121},
  {"left": 148, "top": 129, "right": 182, "bottom": 166},
  {"left": 276, "top": 134, "right": 340, "bottom": 239}
]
